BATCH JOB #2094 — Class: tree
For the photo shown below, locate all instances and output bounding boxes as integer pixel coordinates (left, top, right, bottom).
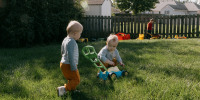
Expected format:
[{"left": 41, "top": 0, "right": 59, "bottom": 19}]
[
  {"left": 0, "top": 0, "right": 83, "bottom": 47},
  {"left": 116, "top": 0, "right": 159, "bottom": 15}
]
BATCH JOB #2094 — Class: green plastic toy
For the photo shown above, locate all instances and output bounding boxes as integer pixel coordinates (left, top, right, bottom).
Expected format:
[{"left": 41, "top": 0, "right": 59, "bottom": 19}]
[
  {"left": 82, "top": 45, "right": 109, "bottom": 80},
  {"left": 82, "top": 45, "right": 128, "bottom": 80}
]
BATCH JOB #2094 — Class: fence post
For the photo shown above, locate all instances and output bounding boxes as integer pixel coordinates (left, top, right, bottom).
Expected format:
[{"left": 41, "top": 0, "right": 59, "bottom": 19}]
[
  {"left": 131, "top": 16, "right": 133, "bottom": 34},
  {"left": 100, "top": 16, "right": 103, "bottom": 38},
  {"left": 131, "top": 16, "right": 134, "bottom": 38},
  {"left": 177, "top": 15, "right": 180, "bottom": 37},
  {"left": 197, "top": 14, "right": 200, "bottom": 37},
  {"left": 138, "top": 15, "right": 141, "bottom": 34},
  {"left": 166, "top": 15, "right": 169, "bottom": 38},
  {"left": 108, "top": 16, "right": 111, "bottom": 34},
  {"left": 111, "top": 16, "right": 113, "bottom": 33},
  {"left": 83, "top": 16, "right": 87, "bottom": 38},
  {"left": 159, "top": 16, "right": 162, "bottom": 35},
  {"left": 141, "top": 16, "right": 143, "bottom": 34},
  {"left": 124, "top": 16, "right": 127, "bottom": 33},
  {"left": 120, "top": 16, "right": 123, "bottom": 32},
  {"left": 96, "top": 16, "right": 99, "bottom": 38},
  {"left": 104, "top": 16, "right": 108, "bottom": 36},
  {"left": 185, "top": 15, "right": 188, "bottom": 37},
  {"left": 91, "top": 15, "right": 95, "bottom": 37},
  {"left": 113, "top": 16, "right": 116, "bottom": 34},
  {"left": 173, "top": 16, "right": 176, "bottom": 38},
  {"left": 192, "top": 15, "right": 195, "bottom": 38},
  {"left": 155, "top": 16, "right": 158, "bottom": 35},
  {"left": 181, "top": 16, "right": 184, "bottom": 37},
  {"left": 163, "top": 15, "right": 166, "bottom": 38},
  {"left": 117, "top": 16, "right": 120, "bottom": 33},
  {"left": 127, "top": 16, "right": 130, "bottom": 34},
  {"left": 170, "top": 16, "right": 173, "bottom": 38},
  {"left": 134, "top": 16, "right": 137, "bottom": 38},
  {"left": 189, "top": 15, "right": 192, "bottom": 38}
]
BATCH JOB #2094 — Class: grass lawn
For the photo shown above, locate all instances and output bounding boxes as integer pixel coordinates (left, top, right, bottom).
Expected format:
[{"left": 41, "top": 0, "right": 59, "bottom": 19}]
[{"left": 1, "top": 39, "right": 200, "bottom": 100}]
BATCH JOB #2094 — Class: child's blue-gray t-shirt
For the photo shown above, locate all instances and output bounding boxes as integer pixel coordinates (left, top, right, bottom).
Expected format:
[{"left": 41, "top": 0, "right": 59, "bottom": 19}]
[
  {"left": 60, "top": 36, "right": 78, "bottom": 71},
  {"left": 98, "top": 46, "right": 122, "bottom": 63}
]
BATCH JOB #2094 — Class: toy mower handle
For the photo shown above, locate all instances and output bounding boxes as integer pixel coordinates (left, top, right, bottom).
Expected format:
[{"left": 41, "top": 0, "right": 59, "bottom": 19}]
[{"left": 82, "top": 45, "right": 97, "bottom": 59}]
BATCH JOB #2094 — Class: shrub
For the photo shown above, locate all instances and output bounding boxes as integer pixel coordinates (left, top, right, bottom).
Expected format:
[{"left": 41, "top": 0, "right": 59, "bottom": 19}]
[{"left": 0, "top": 0, "right": 83, "bottom": 48}]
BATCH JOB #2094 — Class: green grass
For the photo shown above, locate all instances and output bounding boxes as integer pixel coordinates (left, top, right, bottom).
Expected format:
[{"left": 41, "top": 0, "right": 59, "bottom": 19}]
[{"left": 1, "top": 39, "right": 200, "bottom": 100}]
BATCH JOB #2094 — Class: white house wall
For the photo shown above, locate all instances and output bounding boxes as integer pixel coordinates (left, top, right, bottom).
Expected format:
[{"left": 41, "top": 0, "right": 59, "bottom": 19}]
[
  {"left": 101, "top": 0, "right": 111, "bottom": 16},
  {"left": 161, "top": 5, "right": 187, "bottom": 15},
  {"left": 85, "top": 5, "right": 101, "bottom": 16}
]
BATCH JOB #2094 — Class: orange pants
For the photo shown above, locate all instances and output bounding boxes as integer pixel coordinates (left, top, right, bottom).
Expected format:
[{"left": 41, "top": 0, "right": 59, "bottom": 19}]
[
  {"left": 60, "top": 63, "right": 80, "bottom": 91},
  {"left": 100, "top": 58, "right": 117, "bottom": 71}
]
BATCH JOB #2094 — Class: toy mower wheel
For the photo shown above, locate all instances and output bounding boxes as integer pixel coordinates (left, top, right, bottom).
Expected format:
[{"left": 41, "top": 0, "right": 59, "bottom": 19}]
[
  {"left": 110, "top": 73, "right": 117, "bottom": 80},
  {"left": 122, "top": 71, "right": 128, "bottom": 76},
  {"left": 97, "top": 74, "right": 99, "bottom": 78}
]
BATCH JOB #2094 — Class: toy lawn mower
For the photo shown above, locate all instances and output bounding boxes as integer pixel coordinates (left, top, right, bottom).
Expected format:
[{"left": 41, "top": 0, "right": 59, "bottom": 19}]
[{"left": 82, "top": 45, "right": 128, "bottom": 80}]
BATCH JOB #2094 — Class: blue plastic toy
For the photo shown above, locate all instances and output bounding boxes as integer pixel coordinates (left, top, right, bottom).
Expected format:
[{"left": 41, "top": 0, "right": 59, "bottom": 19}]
[{"left": 82, "top": 45, "right": 128, "bottom": 80}]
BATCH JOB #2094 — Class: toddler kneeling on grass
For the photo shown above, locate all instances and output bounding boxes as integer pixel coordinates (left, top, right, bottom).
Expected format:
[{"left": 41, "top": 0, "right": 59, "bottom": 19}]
[{"left": 98, "top": 34, "right": 125, "bottom": 72}]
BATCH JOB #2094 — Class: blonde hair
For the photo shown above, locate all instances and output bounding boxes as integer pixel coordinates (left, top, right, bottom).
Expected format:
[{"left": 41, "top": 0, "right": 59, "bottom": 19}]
[
  {"left": 66, "top": 20, "right": 83, "bottom": 34},
  {"left": 107, "top": 34, "right": 118, "bottom": 45}
]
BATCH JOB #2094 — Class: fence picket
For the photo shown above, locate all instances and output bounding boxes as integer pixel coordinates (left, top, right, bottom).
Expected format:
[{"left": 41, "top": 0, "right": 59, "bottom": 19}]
[
  {"left": 159, "top": 16, "right": 162, "bottom": 35},
  {"left": 185, "top": 16, "right": 188, "bottom": 37},
  {"left": 166, "top": 16, "right": 169, "bottom": 38},
  {"left": 170, "top": 16, "right": 173, "bottom": 38},
  {"left": 197, "top": 15, "right": 200, "bottom": 37},
  {"left": 192, "top": 15, "right": 195, "bottom": 37},
  {"left": 163, "top": 16, "right": 166, "bottom": 38},
  {"left": 134, "top": 16, "right": 137, "bottom": 37},
  {"left": 155, "top": 16, "right": 158, "bottom": 35},
  {"left": 174, "top": 16, "right": 177, "bottom": 37},
  {"left": 124, "top": 16, "right": 127, "bottom": 33},
  {"left": 181, "top": 16, "right": 184, "bottom": 36},
  {"left": 177, "top": 16, "right": 180, "bottom": 36}
]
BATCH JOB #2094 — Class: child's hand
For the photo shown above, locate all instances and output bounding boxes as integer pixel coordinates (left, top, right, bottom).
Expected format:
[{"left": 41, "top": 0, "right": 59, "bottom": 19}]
[
  {"left": 120, "top": 62, "right": 125, "bottom": 67},
  {"left": 108, "top": 61, "right": 115, "bottom": 66}
]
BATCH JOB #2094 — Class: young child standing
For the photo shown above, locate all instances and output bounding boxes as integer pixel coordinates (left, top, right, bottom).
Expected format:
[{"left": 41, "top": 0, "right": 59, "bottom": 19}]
[
  {"left": 147, "top": 18, "right": 154, "bottom": 39},
  {"left": 57, "top": 20, "right": 83, "bottom": 96},
  {"left": 98, "top": 34, "right": 124, "bottom": 72}
]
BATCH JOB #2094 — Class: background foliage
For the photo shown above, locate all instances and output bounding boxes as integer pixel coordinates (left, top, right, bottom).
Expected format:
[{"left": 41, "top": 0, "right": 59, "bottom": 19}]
[
  {"left": 0, "top": 0, "right": 83, "bottom": 48},
  {"left": 116, "top": 0, "right": 158, "bottom": 15}
]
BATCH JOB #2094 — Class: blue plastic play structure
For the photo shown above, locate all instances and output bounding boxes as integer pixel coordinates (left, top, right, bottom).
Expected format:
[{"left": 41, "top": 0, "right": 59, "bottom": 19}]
[{"left": 82, "top": 45, "right": 128, "bottom": 80}]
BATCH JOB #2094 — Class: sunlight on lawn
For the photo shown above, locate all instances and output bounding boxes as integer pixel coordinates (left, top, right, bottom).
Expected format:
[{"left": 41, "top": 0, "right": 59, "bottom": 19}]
[{"left": 0, "top": 39, "right": 200, "bottom": 99}]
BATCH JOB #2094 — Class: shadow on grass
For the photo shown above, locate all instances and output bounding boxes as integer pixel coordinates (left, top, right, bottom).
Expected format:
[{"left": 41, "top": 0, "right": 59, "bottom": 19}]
[
  {"left": 1, "top": 80, "right": 29, "bottom": 99},
  {"left": 61, "top": 91, "right": 93, "bottom": 100},
  {"left": 1, "top": 40, "right": 200, "bottom": 99},
  {"left": 0, "top": 45, "right": 61, "bottom": 99}
]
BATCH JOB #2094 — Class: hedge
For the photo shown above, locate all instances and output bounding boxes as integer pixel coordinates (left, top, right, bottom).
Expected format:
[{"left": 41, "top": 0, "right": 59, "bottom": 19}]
[{"left": 0, "top": 0, "right": 83, "bottom": 48}]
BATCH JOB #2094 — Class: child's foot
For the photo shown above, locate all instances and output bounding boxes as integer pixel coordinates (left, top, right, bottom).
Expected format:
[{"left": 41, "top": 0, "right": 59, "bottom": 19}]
[
  {"left": 73, "top": 89, "right": 80, "bottom": 93},
  {"left": 57, "top": 86, "right": 66, "bottom": 97},
  {"left": 71, "top": 89, "right": 81, "bottom": 94}
]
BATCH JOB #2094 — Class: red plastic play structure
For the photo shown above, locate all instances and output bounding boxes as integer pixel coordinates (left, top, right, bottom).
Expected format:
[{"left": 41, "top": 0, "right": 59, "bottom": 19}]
[{"left": 115, "top": 33, "right": 130, "bottom": 40}]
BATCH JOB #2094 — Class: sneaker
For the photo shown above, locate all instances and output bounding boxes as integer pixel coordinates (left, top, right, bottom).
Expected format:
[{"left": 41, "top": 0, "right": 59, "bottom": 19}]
[
  {"left": 57, "top": 86, "right": 66, "bottom": 97},
  {"left": 71, "top": 89, "right": 81, "bottom": 94}
]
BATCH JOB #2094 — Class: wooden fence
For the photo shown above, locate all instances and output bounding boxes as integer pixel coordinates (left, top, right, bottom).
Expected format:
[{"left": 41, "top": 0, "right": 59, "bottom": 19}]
[{"left": 82, "top": 15, "right": 200, "bottom": 39}]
